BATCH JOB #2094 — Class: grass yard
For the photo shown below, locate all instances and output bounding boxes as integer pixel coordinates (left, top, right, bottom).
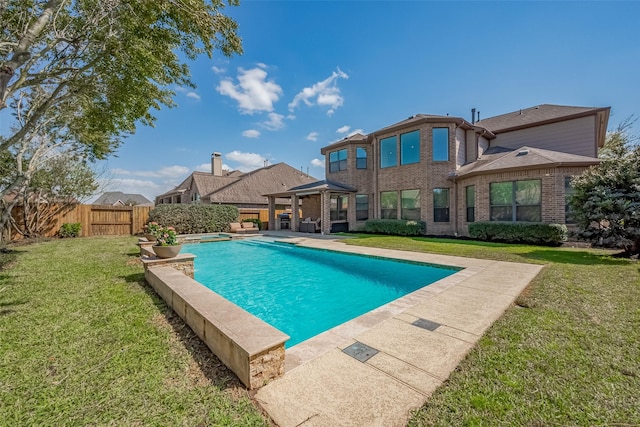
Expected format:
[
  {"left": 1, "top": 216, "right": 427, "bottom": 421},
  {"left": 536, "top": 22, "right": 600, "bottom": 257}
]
[
  {"left": 0, "top": 237, "right": 267, "bottom": 426},
  {"left": 344, "top": 236, "right": 640, "bottom": 426},
  {"left": 1, "top": 235, "right": 638, "bottom": 425}
]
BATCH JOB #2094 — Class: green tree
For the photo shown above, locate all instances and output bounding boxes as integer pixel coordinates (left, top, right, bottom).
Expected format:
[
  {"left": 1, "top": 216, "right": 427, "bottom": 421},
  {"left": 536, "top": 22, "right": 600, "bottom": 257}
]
[
  {"left": 569, "top": 122, "right": 640, "bottom": 256},
  {"left": 0, "top": 0, "right": 242, "bottom": 241}
]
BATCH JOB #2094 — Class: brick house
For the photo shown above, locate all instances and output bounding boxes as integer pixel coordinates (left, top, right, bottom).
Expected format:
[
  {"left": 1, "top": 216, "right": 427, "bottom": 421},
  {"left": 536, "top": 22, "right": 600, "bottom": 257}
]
[{"left": 266, "top": 104, "right": 610, "bottom": 235}]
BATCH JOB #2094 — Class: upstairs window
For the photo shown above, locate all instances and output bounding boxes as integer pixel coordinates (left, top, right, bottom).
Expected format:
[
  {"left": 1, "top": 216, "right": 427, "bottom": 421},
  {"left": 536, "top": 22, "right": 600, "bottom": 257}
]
[
  {"left": 400, "top": 130, "right": 420, "bottom": 165},
  {"left": 432, "top": 128, "right": 449, "bottom": 161},
  {"left": 380, "top": 136, "right": 398, "bottom": 168},
  {"left": 356, "top": 147, "right": 367, "bottom": 169},
  {"left": 329, "top": 149, "right": 347, "bottom": 172}
]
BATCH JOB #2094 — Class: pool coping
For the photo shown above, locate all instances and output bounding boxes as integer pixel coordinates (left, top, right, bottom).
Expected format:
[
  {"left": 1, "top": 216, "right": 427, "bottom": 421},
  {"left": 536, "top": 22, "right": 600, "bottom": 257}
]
[{"left": 254, "top": 237, "right": 545, "bottom": 426}]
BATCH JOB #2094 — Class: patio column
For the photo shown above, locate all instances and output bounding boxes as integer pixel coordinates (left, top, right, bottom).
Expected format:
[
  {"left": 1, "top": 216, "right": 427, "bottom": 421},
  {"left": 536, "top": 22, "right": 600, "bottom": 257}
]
[
  {"left": 291, "top": 194, "right": 300, "bottom": 231},
  {"left": 268, "top": 196, "right": 277, "bottom": 230},
  {"left": 320, "top": 190, "right": 331, "bottom": 234}
]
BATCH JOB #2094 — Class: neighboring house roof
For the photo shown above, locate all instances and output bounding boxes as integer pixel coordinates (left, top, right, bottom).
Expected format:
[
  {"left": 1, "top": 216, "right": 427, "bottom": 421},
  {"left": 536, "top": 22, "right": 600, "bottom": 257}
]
[
  {"left": 156, "top": 170, "right": 240, "bottom": 200},
  {"left": 476, "top": 104, "right": 610, "bottom": 134},
  {"left": 456, "top": 146, "right": 601, "bottom": 178},
  {"left": 93, "top": 191, "right": 153, "bottom": 206}
]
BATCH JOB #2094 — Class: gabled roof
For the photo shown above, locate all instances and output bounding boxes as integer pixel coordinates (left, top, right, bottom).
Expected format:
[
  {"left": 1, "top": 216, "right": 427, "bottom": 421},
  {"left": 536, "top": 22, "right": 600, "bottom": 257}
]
[
  {"left": 456, "top": 146, "right": 600, "bottom": 178},
  {"left": 155, "top": 171, "right": 240, "bottom": 200},
  {"left": 207, "top": 162, "right": 317, "bottom": 204},
  {"left": 476, "top": 104, "right": 610, "bottom": 134},
  {"left": 93, "top": 191, "right": 153, "bottom": 206}
]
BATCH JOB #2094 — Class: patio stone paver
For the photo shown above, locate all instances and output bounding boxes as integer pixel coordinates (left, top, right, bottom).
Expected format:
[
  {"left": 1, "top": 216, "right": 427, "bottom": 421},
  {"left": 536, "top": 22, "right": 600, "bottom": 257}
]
[{"left": 254, "top": 237, "right": 544, "bottom": 426}]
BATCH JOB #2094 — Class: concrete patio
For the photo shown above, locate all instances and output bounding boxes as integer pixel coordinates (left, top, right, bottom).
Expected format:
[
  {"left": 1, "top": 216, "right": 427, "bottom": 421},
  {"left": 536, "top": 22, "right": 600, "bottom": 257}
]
[{"left": 254, "top": 235, "right": 544, "bottom": 426}]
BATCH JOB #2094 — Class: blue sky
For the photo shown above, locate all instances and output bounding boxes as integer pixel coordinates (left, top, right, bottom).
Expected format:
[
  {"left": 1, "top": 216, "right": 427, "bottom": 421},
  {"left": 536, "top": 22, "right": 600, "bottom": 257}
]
[{"left": 83, "top": 2, "right": 640, "bottom": 200}]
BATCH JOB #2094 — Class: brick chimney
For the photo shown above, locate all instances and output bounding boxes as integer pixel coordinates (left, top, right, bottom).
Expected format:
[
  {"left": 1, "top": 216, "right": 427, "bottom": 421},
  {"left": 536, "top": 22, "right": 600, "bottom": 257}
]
[{"left": 211, "top": 152, "right": 222, "bottom": 176}]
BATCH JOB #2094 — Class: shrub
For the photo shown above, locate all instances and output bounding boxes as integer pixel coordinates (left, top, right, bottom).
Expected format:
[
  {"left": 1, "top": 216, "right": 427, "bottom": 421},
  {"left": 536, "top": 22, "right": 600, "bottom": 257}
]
[
  {"left": 469, "top": 222, "right": 567, "bottom": 246},
  {"left": 148, "top": 204, "right": 239, "bottom": 234},
  {"left": 59, "top": 222, "right": 81, "bottom": 238},
  {"left": 361, "top": 219, "right": 426, "bottom": 236},
  {"left": 242, "top": 218, "right": 263, "bottom": 230}
]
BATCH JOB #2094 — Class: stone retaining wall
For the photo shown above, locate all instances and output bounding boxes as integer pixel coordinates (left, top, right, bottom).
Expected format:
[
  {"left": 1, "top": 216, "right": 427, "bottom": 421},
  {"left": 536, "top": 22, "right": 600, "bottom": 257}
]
[{"left": 141, "top": 254, "right": 288, "bottom": 389}]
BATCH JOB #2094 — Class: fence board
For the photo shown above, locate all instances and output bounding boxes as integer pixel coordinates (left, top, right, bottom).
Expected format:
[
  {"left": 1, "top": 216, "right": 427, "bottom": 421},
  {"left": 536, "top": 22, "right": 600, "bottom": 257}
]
[{"left": 8, "top": 204, "right": 151, "bottom": 240}]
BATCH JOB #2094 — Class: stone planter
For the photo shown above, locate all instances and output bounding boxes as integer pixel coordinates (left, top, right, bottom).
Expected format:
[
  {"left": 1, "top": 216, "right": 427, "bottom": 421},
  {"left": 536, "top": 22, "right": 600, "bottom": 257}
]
[
  {"left": 144, "top": 233, "right": 157, "bottom": 242},
  {"left": 153, "top": 244, "right": 182, "bottom": 259}
]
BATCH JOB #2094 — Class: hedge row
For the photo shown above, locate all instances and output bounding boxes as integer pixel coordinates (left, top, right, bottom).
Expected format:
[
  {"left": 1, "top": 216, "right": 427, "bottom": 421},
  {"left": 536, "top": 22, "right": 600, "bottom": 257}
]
[
  {"left": 147, "top": 204, "right": 239, "bottom": 234},
  {"left": 468, "top": 222, "right": 567, "bottom": 246},
  {"left": 361, "top": 219, "right": 426, "bottom": 236}
]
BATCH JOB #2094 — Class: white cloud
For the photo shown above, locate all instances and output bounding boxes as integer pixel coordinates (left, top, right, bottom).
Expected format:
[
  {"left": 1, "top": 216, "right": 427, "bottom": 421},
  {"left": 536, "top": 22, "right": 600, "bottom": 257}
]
[
  {"left": 211, "top": 66, "right": 226, "bottom": 74},
  {"left": 311, "top": 158, "right": 324, "bottom": 168},
  {"left": 336, "top": 125, "right": 350, "bottom": 134},
  {"left": 306, "top": 131, "right": 319, "bottom": 141},
  {"left": 195, "top": 163, "right": 211, "bottom": 172},
  {"left": 261, "top": 112, "right": 285, "bottom": 131},
  {"left": 186, "top": 91, "right": 201, "bottom": 100},
  {"left": 216, "top": 67, "right": 283, "bottom": 114},
  {"left": 349, "top": 128, "right": 364, "bottom": 136},
  {"left": 226, "top": 150, "right": 269, "bottom": 172},
  {"left": 243, "top": 129, "right": 261, "bottom": 138},
  {"left": 288, "top": 68, "right": 349, "bottom": 116},
  {"left": 111, "top": 165, "right": 189, "bottom": 179}
]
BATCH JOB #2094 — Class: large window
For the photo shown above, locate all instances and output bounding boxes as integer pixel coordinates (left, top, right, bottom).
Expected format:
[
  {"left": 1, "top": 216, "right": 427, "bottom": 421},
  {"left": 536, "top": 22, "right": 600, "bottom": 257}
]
[
  {"left": 330, "top": 195, "right": 348, "bottom": 221},
  {"left": 380, "top": 136, "right": 397, "bottom": 168},
  {"left": 329, "top": 149, "right": 347, "bottom": 172},
  {"left": 356, "top": 147, "right": 367, "bottom": 169},
  {"left": 466, "top": 185, "right": 475, "bottom": 222},
  {"left": 401, "top": 189, "right": 421, "bottom": 220},
  {"left": 432, "top": 128, "right": 449, "bottom": 161},
  {"left": 356, "top": 194, "right": 369, "bottom": 221},
  {"left": 565, "top": 176, "right": 575, "bottom": 224},
  {"left": 380, "top": 191, "right": 398, "bottom": 219},
  {"left": 400, "top": 130, "right": 420, "bottom": 165},
  {"left": 433, "top": 188, "right": 450, "bottom": 222},
  {"left": 490, "top": 180, "right": 541, "bottom": 222}
]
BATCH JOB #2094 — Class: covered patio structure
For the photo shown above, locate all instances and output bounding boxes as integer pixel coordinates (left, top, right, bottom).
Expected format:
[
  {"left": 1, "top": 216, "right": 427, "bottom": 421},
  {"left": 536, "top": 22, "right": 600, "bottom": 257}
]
[{"left": 265, "top": 180, "right": 356, "bottom": 235}]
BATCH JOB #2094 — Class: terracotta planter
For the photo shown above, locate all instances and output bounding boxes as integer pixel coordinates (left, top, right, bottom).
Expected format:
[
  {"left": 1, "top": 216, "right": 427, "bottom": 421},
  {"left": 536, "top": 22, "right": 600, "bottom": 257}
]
[
  {"left": 144, "top": 233, "right": 157, "bottom": 242},
  {"left": 153, "top": 244, "right": 182, "bottom": 259}
]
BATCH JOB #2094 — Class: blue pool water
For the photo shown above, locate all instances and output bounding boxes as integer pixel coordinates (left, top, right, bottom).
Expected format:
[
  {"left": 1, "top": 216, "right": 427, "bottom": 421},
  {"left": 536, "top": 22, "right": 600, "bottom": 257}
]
[{"left": 182, "top": 239, "right": 459, "bottom": 347}]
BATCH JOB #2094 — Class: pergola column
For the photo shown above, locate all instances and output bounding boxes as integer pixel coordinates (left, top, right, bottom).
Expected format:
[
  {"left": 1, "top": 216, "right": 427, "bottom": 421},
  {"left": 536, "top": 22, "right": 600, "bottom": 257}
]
[
  {"left": 320, "top": 191, "right": 331, "bottom": 234},
  {"left": 291, "top": 194, "right": 300, "bottom": 232},
  {"left": 268, "top": 196, "right": 277, "bottom": 230}
]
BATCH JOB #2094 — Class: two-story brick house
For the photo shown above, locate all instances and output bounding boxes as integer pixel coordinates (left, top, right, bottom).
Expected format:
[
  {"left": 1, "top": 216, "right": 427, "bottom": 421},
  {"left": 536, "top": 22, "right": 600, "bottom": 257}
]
[{"left": 267, "top": 104, "right": 610, "bottom": 235}]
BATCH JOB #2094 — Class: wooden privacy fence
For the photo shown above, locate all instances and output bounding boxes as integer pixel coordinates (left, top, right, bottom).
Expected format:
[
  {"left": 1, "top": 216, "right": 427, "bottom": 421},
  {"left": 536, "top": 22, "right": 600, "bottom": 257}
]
[{"left": 9, "top": 204, "right": 151, "bottom": 240}]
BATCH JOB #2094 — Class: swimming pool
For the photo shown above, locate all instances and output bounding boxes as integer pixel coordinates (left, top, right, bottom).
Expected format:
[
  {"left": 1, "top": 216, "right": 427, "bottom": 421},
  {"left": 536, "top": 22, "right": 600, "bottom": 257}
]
[{"left": 183, "top": 239, "right": 459, "bottom": 347}]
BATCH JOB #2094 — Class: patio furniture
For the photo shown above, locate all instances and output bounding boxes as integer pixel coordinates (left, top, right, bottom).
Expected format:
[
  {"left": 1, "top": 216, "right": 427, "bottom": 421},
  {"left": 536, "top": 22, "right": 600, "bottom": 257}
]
[
  {"left": 229, "top": 222, "right": 259, "bottom": 234},
  {"left": 300, "top": 218, "right": 321, "bottom": 233}
]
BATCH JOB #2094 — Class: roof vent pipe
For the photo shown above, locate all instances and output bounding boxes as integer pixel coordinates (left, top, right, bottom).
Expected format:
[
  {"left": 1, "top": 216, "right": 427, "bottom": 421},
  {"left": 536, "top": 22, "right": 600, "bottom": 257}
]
[
  {"left": 477, "top": 111, "right": 480, "bottom": 121},
  {"left": 471, "top": 108, "right": 476, "bottom": 124}
]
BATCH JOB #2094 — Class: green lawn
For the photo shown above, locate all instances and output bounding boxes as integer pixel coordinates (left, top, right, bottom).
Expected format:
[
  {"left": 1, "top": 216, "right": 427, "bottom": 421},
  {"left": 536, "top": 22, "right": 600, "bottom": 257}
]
[
  {"left": 1, "top": 236, "right": 638, "bottom": 425},
  {"left": 343, "top": 236, "right": 640, "bottom": 426},
  {"left": 0, "top": 237, "right": 267, "bottom": 426}
]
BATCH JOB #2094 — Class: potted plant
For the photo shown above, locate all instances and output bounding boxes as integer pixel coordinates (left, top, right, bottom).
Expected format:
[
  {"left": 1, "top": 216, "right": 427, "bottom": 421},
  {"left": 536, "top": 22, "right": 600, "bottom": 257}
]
[
  {"left": 152, "top": 225, "right": 182, "bottom": 258},
  {"left": 143, "top": 221, "right": 160, "bottom": 241}
]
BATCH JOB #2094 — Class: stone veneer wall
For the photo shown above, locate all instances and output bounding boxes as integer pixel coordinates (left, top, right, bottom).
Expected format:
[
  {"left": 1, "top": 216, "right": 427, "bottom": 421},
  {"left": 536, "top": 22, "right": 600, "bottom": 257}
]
[{"left": 141, "top": 253, "right": 288, "bottom": 389}]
